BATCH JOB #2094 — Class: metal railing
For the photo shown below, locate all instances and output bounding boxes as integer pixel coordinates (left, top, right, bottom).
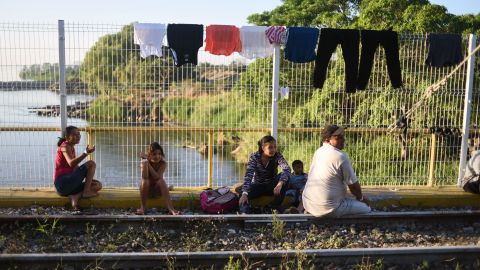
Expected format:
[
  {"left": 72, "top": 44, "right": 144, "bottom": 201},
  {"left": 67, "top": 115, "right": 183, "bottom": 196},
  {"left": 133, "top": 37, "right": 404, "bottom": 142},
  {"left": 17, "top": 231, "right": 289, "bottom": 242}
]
[{"left": 0, "top": 21, "right": 478, "bottom": 188}]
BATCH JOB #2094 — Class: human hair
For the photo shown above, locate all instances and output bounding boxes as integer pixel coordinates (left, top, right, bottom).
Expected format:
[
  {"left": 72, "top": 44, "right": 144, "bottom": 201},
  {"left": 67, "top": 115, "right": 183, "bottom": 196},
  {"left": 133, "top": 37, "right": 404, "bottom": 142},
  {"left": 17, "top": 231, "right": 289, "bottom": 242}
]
[
  {"left": 148, "top": 142, "right": 165, "bottom": 159},
  {"left": 257, "top": 135, "right": 277, "bottom": 153},
  {"left": 321, "top": 124, "right": 341, "bottom": 142},
  {"left": 292, "top": 160, "right": 303, "bottom": 167},
  {"left": 57, "top": 126, "right": 78, "bottom": 147}
]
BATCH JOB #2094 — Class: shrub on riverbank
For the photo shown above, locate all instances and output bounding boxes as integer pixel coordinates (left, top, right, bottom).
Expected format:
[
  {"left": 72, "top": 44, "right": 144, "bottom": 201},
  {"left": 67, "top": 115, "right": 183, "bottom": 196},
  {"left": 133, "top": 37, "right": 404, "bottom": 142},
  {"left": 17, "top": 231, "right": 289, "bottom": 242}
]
[{"left": 86, "top": 96, "right": 123, "bottom": 123}]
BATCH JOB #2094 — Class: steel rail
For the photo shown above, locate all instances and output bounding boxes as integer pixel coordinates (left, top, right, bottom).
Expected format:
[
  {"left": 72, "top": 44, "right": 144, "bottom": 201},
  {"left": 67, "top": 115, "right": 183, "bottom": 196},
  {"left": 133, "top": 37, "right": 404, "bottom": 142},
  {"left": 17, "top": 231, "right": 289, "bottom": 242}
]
[
  {"left": 2, "top": 246, "right": 479, "bottom": 269},
  {"left": 0, "top": 210, "right": 479, "bottom": 228}
]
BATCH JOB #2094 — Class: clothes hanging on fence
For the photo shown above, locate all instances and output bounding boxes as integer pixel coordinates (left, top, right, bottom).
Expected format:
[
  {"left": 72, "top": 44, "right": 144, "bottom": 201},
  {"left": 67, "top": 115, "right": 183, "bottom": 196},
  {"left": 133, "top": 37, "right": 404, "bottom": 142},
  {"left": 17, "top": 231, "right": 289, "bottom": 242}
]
[
  {"left": 133, "top": 23, "right": 167, "bottom": 58},
  {"left": 313, "top": 28, "right": 359, "bottom": 93},
  {"left": 205, "top": 25, "right": 242, "bottom": 56},
  {"left": 239, "top": 26, "right": 274, "bottom": 59},
  {"left": 284, "top": 27, "right": 319, "bottom": 63},
  {"left": 425, "top": 33, "right": 462, "bottom": 68},
  {"left": 265, "top": 26, "right": 287, "bottom": 45},
  {"left": 166, "top": 24, "right": 204, "bottom": 67},
  {"left": 357, "top": 30, "right": 403, "bottom": 90}
]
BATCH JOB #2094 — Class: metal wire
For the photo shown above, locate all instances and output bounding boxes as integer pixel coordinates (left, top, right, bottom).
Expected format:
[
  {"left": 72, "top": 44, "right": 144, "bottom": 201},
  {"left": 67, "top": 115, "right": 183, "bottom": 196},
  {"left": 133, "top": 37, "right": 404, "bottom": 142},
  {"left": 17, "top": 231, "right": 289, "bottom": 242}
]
[{"left": 0, "top": 23, "right": 477, "bottom": 188}]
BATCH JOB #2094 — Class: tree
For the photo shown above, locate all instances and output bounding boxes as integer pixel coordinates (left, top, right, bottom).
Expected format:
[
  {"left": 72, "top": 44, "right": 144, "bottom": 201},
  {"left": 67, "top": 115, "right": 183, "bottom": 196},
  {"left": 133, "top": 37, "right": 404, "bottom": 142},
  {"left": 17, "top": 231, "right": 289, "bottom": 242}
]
[
  {"left": 247, "top": 0, "right": 360, "bottom": 28},
  {"left": 248, "top": 0, "right": 478, "bottom": 34}
]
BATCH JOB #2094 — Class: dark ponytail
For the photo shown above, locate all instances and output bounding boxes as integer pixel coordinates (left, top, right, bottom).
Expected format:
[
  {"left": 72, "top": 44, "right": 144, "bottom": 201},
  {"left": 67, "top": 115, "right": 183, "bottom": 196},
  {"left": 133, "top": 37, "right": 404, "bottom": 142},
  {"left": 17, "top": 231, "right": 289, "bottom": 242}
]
[{"left": 57, "top": 126, "right": 78, "bottom": 147}]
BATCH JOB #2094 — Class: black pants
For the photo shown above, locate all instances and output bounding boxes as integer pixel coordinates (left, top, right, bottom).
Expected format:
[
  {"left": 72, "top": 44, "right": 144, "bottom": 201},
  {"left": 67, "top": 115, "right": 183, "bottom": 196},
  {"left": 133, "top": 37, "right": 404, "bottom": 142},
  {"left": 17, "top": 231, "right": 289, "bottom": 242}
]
[
  {"left": 357, "top": 30, "right": 403, "bottom": 90},
  {"left": 313, "top": 28, "right": 360, "bottom": 93},
  {"left": 248, "top": 179, "right": 287, "bottom": 206}
]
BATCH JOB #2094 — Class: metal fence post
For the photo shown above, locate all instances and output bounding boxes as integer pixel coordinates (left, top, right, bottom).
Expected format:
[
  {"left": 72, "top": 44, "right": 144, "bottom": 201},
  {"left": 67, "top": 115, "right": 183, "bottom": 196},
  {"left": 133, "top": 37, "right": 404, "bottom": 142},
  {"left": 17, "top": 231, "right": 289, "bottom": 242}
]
[
  {"left": 58, "top": 20, "right": 67, "bottom": 132},
  {"left": 87, "top": 130, "right": 94, "bottom": 161},
  {"left": 207, "top": 131, "right": 214, "bottom": 188},
  {"left": 271, "top": 45, "right": 280, "bottom": 139},
  {"left": 458, "top": 34, "right": 477, "bottom": 186},
  {"left": 428, "top": 133, "right": 437, "bottom": 187}
]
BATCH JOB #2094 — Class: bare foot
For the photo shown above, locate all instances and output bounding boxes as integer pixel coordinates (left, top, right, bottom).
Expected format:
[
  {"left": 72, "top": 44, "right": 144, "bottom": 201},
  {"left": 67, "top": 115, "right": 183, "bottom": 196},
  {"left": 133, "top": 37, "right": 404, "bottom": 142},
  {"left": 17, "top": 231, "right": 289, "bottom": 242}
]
[
  {"left": 169, "top": 209, "right": 181, "bottom": 215},
  {"left": 82, "top": 191, "right": 98, "bottom": 198},
  {"left": 69, "top": 192, "right": 82, "bottom": 210},
  {"left": 135, "top": 208, "right": 145, "bottom": 215}
]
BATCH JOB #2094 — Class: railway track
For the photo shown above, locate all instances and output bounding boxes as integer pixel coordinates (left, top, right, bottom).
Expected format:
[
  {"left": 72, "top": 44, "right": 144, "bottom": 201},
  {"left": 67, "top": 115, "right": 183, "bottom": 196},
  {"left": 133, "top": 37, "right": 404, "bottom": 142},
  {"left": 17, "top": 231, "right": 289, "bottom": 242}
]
[
  {"left": 1, "top": 211, "right": 479, "bottom": 269},
  {"left": 0, "top": 210, "right": 479, "bottom": 229},
  {"left": 2, "top": 246, "right": 480, "bottom": 269}
]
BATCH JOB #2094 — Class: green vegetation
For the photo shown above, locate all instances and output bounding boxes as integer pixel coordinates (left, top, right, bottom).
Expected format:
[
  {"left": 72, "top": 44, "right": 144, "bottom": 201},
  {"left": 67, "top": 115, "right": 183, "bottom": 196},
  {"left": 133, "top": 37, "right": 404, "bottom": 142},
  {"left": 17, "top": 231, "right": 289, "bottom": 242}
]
[
  {"left": 86, "top": 96, "right": 124, "bottom": 123},
  {"left": 248, "top": 0, "right": 480, "bottom": 35},
  {"left": 19, "top": 63, "right": 79, "bottom": 81},
  {"left": 272, "top": 210, "right": 285, "bottom": 240}
]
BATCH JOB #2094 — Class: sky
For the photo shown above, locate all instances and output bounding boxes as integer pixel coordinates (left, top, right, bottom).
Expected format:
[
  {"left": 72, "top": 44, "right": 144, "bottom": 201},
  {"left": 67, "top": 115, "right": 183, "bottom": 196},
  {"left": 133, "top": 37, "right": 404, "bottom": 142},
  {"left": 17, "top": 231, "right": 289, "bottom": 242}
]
[{"left": 0, "top": 0, "right": 478, "bottom": 26}]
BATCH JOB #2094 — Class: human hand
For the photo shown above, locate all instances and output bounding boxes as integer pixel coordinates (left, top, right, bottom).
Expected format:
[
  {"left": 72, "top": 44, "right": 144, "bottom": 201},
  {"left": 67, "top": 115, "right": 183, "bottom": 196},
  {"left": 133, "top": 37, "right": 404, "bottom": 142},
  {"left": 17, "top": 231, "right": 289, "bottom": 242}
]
[
  {"left": 273, "top": 181, "right": 284, "bottom": 196},
  {"left": 239, "top": 194, "right": 248, "bottom": 206},
  {"left": 86, "top": 145, "right": 95, "bottom": 154},
  {"left": 139, "top": 152, "right": 148, "bottom": 160},
  {"left": 359, "top": 196, "right": 371, "bottom": 207}
]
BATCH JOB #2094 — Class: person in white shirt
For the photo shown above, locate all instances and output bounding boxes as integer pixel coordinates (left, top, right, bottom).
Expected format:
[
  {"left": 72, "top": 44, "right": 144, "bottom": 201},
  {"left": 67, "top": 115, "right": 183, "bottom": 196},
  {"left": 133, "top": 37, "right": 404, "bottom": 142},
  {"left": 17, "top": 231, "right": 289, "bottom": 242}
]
[{"left": 302, "top": 125, "right": 371, "bottom": 217}]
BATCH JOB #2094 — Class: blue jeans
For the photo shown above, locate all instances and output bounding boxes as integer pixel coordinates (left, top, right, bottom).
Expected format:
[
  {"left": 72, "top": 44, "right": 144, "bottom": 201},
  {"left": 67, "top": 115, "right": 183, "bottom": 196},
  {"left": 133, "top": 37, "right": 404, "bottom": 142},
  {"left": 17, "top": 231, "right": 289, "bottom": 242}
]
[{"left": 327, "top": 197, "right": 371, "bottom": 217}]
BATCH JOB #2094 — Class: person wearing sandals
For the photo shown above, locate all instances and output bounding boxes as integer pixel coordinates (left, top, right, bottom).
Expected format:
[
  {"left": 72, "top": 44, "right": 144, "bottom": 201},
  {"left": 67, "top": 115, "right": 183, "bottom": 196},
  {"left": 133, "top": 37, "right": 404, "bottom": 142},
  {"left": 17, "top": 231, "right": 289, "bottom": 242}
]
[
  {"left": 54, "top": 126, "right": 102, "bottom": 211},
  {"left": 136, "top": 142, "right": 180, "bottom": 215},
  {"left": 239, "top": 135, "right": 291, "bottom": 214}
]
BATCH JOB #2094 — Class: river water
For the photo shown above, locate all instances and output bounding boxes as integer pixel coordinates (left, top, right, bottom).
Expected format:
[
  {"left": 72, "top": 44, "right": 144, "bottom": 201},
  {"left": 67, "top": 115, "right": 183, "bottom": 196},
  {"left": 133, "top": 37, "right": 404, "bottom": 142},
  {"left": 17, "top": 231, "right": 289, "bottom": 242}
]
[{"left": 0, "top": 90, "right": 243, "bottom": 188}]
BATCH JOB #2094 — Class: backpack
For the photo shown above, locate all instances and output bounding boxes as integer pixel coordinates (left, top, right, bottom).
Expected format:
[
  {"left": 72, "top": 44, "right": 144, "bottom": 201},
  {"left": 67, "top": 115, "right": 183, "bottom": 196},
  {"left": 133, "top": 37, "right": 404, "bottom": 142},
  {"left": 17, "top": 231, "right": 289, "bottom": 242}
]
[
  {"left": 462, "top": 173, "right": 480, "bottom": 194},
  {"left": 200, "top": 187, "right": 239, "bottom": 214}
]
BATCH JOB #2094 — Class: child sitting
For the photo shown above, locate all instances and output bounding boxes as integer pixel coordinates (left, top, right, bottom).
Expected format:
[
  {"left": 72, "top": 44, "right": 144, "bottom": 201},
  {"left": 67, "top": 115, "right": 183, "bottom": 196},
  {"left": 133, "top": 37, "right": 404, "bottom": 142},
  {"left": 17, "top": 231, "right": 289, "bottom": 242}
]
[
  {"left": 137, "top": 142, "right": 180, "bottom": 215},
  {"left": 285, "top": 160, "right": 307, "bottom": 213}
]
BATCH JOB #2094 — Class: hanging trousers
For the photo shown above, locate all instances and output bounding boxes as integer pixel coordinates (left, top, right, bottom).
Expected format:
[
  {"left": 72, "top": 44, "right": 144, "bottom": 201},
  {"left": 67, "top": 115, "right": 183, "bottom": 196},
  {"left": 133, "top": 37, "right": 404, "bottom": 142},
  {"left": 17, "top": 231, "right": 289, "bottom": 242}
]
[
  {"left": 357, "top": 30, "right": 403, "bottom": 90},
  {"left": 313, "top": 28, "right": 359, "bottom": 93}
]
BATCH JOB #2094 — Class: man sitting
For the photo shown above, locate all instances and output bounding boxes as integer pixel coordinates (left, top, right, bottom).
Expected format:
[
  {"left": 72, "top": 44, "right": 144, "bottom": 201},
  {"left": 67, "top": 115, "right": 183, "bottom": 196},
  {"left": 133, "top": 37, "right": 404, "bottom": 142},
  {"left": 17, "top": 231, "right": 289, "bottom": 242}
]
[{"left": 302, "top": 124, "right": 371, "bottom": 217}]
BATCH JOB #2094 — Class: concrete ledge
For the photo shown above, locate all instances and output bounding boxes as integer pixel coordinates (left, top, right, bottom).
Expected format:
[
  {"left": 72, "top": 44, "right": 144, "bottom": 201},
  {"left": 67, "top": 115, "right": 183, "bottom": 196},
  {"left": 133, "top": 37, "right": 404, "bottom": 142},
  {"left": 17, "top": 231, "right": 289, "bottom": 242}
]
[
  {"left": 0, "top": 186, "right": 478, "bottom": 209},
  {"left": 0, "top": 188, "right": 291, "bottom": 209}
]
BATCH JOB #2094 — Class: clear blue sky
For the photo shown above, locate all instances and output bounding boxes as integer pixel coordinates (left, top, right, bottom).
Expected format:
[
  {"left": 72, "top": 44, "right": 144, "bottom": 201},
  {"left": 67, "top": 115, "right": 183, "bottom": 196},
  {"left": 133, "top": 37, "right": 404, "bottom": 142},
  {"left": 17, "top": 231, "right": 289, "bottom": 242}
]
[{"left": 1, "top": 0, "right": 478, "bottom": 25}]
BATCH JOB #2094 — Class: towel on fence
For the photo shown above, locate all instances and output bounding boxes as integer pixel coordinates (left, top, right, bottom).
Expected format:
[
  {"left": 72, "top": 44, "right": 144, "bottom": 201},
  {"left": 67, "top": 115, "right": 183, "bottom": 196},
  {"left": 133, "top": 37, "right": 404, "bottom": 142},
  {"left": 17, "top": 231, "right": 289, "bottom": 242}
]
[
  {"left": 285, "top": 27, "right": 319, "bottom": 63},
  {"left": 426, "top": 33, "right": 463, "bottom": 68},
  {"left": 134, "top": 23, "right": 167, "bottom": 58},
  {"left": 167, "top": 24, "right": 204, "bottom": 66},
  {"left": 239, "top": 26, "right": 274, "bottom": 59},
  {"left": 205, "top": 25, "right": 242, "bottom": 56},
  {"left": 265, "top": 26, "right": 287, "bottom": 45}
]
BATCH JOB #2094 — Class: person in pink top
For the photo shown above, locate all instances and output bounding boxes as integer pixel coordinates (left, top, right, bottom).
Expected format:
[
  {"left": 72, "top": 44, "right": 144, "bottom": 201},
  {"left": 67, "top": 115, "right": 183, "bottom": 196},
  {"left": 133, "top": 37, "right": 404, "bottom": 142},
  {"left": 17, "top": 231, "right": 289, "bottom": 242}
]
[{"left": 54, "top": 126, "right": 102, "bottom": 210}]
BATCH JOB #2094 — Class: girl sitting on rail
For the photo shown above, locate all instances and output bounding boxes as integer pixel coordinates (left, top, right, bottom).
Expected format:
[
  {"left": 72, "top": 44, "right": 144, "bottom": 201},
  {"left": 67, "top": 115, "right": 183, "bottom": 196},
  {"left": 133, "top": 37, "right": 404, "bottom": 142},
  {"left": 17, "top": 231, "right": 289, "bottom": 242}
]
[
  {"left": 137, "top": 142, "right": 180, "bottom": 215},
  {"left": 239, "top": 135, "right": 291, "bottom": 214},
  {"left": 54, "top": 126, "right": 102, "bottom": 211}
]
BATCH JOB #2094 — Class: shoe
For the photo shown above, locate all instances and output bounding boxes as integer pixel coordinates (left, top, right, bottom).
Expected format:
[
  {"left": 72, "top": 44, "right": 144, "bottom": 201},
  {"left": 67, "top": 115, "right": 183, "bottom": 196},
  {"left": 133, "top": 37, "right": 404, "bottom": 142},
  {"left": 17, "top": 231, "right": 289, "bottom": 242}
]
[
  {"left": 284, "top": 206, "right": 299, "bottom": 214},
  {"left": 239, "top": 203, "right": 251, "bottom": 214}
]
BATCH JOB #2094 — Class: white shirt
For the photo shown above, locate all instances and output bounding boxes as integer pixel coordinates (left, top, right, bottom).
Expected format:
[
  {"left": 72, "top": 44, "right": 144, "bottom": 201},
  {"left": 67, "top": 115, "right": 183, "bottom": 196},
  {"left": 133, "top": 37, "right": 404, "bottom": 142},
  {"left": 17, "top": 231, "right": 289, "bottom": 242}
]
[
  {"left": 134, "top": 23, "right": 167, "bottom": 58},
  {"left": 239, "top": 26, "right": 274, "bottom": 59},
  {"left": 302, "top": 143, "right": 358, "bottom": 217}
]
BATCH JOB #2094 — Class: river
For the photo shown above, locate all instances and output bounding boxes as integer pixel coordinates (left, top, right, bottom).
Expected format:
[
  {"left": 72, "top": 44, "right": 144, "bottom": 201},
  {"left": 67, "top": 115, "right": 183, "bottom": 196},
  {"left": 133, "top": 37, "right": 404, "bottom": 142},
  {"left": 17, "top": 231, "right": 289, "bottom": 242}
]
[{"left": 0, "top": 90, "right": 243, "bottom": 188}]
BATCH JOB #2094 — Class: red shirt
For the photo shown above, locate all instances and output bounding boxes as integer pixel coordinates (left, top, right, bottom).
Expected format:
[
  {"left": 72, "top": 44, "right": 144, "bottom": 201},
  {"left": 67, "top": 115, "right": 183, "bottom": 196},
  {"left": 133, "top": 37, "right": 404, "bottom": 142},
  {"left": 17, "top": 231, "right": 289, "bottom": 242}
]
[{"left": 54, "top": 142, "right": 75, "bottom": 182}]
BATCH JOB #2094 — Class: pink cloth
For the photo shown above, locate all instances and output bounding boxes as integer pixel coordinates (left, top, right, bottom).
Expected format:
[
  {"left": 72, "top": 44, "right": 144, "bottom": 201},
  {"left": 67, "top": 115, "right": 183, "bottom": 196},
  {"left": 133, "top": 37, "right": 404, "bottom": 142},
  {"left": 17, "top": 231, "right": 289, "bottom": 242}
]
[{"left": 265, "top": 26, "right": 287, "bottom": 44}]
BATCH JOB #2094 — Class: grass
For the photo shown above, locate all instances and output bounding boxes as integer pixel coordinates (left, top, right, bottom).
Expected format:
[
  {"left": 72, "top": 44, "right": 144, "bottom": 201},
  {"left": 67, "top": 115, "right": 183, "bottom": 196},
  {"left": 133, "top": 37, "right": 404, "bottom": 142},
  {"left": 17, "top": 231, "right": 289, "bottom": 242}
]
[{"left": 271, "top": 210, "right": 285, "bottom": 241}]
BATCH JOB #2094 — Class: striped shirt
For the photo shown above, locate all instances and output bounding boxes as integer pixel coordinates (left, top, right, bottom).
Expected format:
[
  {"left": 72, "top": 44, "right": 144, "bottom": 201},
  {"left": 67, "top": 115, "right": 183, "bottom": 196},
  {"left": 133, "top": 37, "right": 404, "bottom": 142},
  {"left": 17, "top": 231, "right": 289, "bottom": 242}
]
[
  {"left": 265, "top": 26, "right": 287, "bottom": 45},
  {"left": 242, "top": 151, "right": 291, "bottom": 193}
]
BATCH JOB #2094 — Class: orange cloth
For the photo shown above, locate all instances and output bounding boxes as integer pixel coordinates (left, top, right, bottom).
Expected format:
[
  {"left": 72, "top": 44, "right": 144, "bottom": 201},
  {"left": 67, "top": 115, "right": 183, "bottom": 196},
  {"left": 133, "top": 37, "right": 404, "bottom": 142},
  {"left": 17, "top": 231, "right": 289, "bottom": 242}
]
[{"left": 205, "top": 25, "right": 242, "bottom": 56}]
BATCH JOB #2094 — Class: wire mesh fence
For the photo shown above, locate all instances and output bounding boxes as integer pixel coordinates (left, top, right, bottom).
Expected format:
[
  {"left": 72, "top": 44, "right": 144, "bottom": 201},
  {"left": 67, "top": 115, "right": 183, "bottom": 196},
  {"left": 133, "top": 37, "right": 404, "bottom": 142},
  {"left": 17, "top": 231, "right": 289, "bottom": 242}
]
[{"left": 0, "top": 22, "right": 478, "bottom": 188}]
